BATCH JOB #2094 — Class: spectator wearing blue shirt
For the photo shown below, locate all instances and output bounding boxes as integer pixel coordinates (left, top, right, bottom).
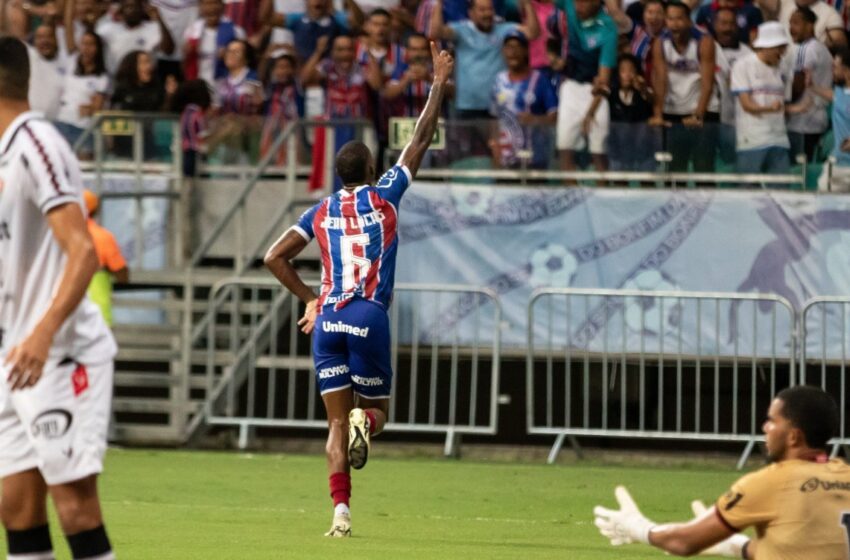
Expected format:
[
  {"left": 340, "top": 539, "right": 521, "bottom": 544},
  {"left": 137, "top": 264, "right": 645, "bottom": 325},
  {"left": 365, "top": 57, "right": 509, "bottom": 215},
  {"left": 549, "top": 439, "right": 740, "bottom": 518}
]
[
  {"left": 429, "top": 0, "right": 541, "bottom": 118},
  {"left": 809, "top": 48, "right": 850, "bottom": 191},
  {"left": 489, "top": 30, "right": 558, "bottom": 168},
  {"left": 695, "top": 0, "right": 763, "bottom": 46},
  {"left": 265, "top": 0, "right": 365, "bottom": 62},
  {"left": 550, "top": 0, "right": 618, "bottom": 171}
]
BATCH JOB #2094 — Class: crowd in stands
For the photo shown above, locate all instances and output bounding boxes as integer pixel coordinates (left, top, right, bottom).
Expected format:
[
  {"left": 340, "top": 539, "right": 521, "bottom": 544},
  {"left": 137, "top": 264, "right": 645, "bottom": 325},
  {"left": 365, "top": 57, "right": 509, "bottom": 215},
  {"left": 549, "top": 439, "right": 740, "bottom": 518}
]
[{"left": 3, "top": 0, "right": 850, "bottom": 186}]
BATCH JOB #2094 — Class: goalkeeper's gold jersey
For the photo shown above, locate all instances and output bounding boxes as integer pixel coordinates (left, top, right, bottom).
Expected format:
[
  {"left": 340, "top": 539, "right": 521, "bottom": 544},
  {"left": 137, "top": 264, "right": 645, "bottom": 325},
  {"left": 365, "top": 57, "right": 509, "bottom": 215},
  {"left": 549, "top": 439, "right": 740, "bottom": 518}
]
[{"left": 715, "top": 458, "right": 850, "bottom": 560}]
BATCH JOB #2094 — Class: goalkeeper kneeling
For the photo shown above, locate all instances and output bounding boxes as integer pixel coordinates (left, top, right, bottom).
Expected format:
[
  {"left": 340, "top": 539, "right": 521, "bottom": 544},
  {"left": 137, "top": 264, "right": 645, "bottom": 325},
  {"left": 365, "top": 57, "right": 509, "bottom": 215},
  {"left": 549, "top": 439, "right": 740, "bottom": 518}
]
[{"left": 594, "top": 386, "right": 850, "bottom": 558}]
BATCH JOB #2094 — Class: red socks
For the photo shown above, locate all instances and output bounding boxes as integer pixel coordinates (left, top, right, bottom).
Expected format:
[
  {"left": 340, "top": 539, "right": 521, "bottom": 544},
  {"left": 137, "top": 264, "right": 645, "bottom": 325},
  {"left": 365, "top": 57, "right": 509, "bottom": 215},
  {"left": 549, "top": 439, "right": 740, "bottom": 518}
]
[
  {"left": 364, "top": 409, "right": 377, "bottom": 435},
  {"left": 329, "top": 472, "right": 351, "bottom": 507}
]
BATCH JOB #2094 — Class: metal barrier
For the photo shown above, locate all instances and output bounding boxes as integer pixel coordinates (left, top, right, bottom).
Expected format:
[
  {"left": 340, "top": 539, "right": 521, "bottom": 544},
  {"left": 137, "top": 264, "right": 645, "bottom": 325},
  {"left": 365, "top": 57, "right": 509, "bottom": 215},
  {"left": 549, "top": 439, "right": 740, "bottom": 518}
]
[
  {"left": 195, "top": 278, "right": 502, "bottom": 455},
  {"left": 800, "top": 297, "right": 850, "bottom": 457},
  {"left": 527, "top": 288, "right": 797, "bottom": 467}
]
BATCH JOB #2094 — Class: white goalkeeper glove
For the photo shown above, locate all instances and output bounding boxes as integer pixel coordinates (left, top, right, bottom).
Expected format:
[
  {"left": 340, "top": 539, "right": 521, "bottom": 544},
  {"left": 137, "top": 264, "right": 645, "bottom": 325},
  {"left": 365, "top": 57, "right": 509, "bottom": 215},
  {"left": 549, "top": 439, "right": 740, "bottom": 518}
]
[
  {"left": 689, "top": 500, "right": 750, "bottom": 557},
  {"left": 593, "top": 485, "right": 656, "bottom": 546}
]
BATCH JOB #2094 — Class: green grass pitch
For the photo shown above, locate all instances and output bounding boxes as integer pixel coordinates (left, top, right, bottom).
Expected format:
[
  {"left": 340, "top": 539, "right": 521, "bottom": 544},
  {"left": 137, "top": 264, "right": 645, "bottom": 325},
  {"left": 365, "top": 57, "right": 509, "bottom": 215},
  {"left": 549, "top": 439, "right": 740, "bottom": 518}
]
[{"left": 1, "top": 448, "right": 747, "bottom": 559}]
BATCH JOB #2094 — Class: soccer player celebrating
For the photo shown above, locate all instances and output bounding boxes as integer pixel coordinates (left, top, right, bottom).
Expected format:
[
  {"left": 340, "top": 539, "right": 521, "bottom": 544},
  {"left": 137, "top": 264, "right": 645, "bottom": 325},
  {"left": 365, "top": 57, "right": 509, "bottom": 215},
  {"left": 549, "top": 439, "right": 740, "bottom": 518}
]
[
  {"left": 0, "top": 37, "right": 118, "bottom": 560},
  {"left": 594, "top": 385, "right": 850, "bottom": 558},
  {"left": 264, "top": 42, "right": 453, "bottom": 538}
]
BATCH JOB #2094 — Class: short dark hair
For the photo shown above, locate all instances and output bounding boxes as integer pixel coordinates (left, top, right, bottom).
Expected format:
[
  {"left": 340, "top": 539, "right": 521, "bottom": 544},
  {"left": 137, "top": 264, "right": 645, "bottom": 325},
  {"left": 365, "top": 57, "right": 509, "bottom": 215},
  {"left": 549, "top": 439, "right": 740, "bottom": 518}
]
[
  {"left": 0, "top": 36, "right": 30, "bottom": 100},
  {"left": 229, "top": 39, "right": 257, "bottom": 70},
  {"left": 617, "top": 53, "right": 642, "bottom": 75},
  {"left": 776, "top": 386, "right": 838, "bottom": 450},
  {"left": 645, "top": 0, "right": 664, "bottom": 7},
  {"left": 794, "top": 6, "right": 818, "bottom": 24},
  {"left": 666, "top": 1, "right": 691, "bottom": 16},
  {"left": 407, "top": 32, "right": 429, "bottom": 47},
  {"left": 335, "top": 141, "right": 372, "bottom": 185},
  {"left": 369, "top": 7, "right": 391, "bottom": 19},
  {"left": 714, "top": 6, "right": 737, "bottom": 20}
]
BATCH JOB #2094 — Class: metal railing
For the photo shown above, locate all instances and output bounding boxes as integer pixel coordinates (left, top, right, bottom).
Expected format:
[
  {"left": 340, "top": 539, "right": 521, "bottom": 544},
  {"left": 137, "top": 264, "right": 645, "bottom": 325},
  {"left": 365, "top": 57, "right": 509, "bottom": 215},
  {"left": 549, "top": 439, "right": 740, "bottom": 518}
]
[
  {"left": 800, "top": 297, "right": 850, "bottom": 457},
  {"left": 193, "top": 278, "right": 502, "bottom": 455},
  {"left": 527, "top": 288, "right": 797, "bottom": 467}
]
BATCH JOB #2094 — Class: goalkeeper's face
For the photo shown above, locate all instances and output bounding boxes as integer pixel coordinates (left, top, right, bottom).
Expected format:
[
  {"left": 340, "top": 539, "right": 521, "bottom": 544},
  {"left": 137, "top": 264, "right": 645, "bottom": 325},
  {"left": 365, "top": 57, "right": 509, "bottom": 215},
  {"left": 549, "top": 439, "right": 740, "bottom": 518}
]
[{"left": 763, "top": 398, "right": 791, "bottom": 462}]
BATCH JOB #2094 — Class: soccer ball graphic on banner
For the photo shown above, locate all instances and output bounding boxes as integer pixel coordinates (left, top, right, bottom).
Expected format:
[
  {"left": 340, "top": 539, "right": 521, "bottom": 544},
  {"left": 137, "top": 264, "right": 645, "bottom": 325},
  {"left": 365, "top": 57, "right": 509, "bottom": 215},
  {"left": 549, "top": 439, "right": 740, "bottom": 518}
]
[
  {"left": 529, "top": 243, "right": 578, "bottom": 288},
  {"left": 451, "top": 187, "right": 493, "bottom": 217},
  {"left": 622, "top": 270, "right": 681, "bottom": 334}
]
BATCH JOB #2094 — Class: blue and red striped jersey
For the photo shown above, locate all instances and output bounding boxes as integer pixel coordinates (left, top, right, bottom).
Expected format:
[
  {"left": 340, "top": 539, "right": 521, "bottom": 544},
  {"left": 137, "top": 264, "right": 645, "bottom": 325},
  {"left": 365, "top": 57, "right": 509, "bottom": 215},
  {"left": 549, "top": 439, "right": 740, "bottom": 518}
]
[{"left": 292, "top": 164, "right": 412, "bottom": 311}]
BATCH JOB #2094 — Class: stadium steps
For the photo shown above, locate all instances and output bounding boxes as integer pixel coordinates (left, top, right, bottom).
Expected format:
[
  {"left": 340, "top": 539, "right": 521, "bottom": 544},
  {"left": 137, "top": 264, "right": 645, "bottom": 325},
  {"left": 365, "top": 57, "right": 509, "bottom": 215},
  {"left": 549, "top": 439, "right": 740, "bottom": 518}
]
[{"left": 111, "top": 261, "right": 319, "bottom": 446}]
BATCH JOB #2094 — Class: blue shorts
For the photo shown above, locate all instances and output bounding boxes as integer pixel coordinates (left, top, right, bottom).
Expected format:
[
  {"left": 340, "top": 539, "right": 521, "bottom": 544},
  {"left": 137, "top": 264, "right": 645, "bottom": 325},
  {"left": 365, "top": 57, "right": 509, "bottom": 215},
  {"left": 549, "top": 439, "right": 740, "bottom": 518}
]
[{"left": 313, "top": 298, "right": 393, "bottom": 399}]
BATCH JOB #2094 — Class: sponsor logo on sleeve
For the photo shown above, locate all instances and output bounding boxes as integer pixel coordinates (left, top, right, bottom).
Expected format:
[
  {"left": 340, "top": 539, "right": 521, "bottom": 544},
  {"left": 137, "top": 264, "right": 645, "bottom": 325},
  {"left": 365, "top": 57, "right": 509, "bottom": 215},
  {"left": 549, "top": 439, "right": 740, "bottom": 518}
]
[
  {"left": 724, "top": 492, "right": 744, "bottom": 511},
  {"left": 800, "top": 478, "right": 850, "bottom": 493}
]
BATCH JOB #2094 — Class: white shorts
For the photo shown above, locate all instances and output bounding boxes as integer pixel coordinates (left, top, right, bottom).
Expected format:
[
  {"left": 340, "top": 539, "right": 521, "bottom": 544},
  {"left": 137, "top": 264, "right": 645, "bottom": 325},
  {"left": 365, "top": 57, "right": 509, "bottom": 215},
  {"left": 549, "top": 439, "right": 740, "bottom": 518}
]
[
  {"left": 556, "top": 79, "right": 610, "bottom": 154},
  {"left": 818, "top": 164, "right": 850, "bottom": 192},
  {"left": 0, "top": 359, "right": 113, "bottom": 485}
]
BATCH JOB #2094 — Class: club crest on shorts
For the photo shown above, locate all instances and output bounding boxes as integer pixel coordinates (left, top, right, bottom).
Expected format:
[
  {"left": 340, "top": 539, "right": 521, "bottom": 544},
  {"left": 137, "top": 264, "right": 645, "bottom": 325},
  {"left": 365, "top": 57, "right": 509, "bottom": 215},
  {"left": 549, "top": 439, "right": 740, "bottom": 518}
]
[
  {"left": 30, "top": 409, "right": 73, "bottom": 439},
  {"left": 72, "top": 364, "right": 89, "bottom": 396}
]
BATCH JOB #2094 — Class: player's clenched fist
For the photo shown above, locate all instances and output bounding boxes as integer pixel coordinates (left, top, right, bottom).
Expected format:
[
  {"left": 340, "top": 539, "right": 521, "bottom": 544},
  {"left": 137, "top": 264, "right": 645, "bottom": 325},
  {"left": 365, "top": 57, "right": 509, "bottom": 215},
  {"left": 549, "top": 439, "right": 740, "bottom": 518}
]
[{"left": 430, "top": 42, "right": 454, "bottom": 85}]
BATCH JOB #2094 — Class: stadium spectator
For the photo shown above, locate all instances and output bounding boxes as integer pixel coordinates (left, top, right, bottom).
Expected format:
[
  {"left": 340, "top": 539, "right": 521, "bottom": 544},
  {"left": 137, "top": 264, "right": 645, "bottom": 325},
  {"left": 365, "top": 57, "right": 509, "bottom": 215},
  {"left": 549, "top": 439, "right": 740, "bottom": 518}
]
[
  {"left": 60, "top": 0, "right": 114, "bottom": 54},
  {"left": 176, "top": 78, "right": 213, "bottom": 177},
  {"left": 26, "top": 23, "right": 68, "bottom": 120},
  {"left": 713, "top": 7, "right": 753, "bottom": 166},
  {"left": 266, "top": 0, "right": 365, "bottom": 63},
  {"left": 626, "top": 0, "right": 665, "bottom": 76},
  {"left": 112, "top": 50, "right": 176, "bottom": 111},
  {"left": 184, "top": 0, "right": 246, "bottom": 84},
  {"left": 608, "top": 54, "right": 657, "bottom": 171},
  {"left": 212, "top": 39, "right": 264, "bottom": 162},
  {"left": 763, "top": 0, "right": 848, "bottom": 48},
  {"left": 302, "top": 34, "right": 377, "bottom": 190},
  {"left": 384, "top": 33, "right": 435, "bottom": 117},
  {"left": 429, "top": 0, "right": 541, "bottom": 119},
  {"left": 695, "top": 0, "right": 762, "bottom": 45},
  {"left": 260, "top": 50, "right": 302, "bottom": 165},
  {"left": 528, "top": 0, "right": 557, "bottom": 70},
  {"left": 55, "top": 30, "right": 109, "bottom": 152},
  {"left": 96, "top": 0, "right": 175, "bottom": 75},
  {"left": 416, "top": 0, "right": 479, "bottom": 37},
  {"left": 595, "top": 386, "right": 848, "bottom": 559},
  {"left": 150, "top": 0, "right": 199, "bottom": 81},
  {"left": 83, "top": 190, "right": 130, "bottom": 328},
  {"left": 650, "top": 1, "right": 719, "bottom": 174},
  {"left": 730, "top": 22, "right": 793, "bottom": 173},
  {"left": 389, "top": 1, "right": 418, "bottom": 43},
  {"left": 489, "top": 30, "right": 558, "bottom": 169},
  {"left": 549, "top": 0, "right": 618, "bottom": 172},
  {"left": 259, "top": 0, "right": 302, "bottom": 50},
  {"left": 807, "top": 47, "right": 850, "bottom": 190},
  {"left": 787, "top": 7, "right": 833, "bottom": 161}
]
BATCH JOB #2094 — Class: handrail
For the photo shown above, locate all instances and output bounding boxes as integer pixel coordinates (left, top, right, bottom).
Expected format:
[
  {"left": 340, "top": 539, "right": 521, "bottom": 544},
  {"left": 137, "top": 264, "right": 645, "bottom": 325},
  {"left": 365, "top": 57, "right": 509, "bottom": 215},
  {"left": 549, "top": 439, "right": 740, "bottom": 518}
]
[{"left": 190, "top": 117, "right": 374, "bottom": 267}]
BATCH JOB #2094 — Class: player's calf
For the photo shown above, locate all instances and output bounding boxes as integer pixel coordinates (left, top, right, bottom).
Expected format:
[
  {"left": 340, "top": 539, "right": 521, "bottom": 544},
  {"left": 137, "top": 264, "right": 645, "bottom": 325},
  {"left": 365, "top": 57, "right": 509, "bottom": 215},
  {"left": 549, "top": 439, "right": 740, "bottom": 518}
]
[{"left": 51, "top": 477, "right": 114, "bottom": 560}]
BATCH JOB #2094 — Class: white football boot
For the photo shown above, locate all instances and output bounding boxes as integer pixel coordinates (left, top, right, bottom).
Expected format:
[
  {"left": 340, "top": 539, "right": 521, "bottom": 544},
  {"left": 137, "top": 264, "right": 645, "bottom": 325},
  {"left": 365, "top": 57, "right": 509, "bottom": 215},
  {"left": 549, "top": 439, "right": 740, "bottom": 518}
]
[
  {"left": 348, "top": 408, "right": 371, "bottom": 470},
  {"left": 324, "top": 511, "right": 352, "bottom": 538}
]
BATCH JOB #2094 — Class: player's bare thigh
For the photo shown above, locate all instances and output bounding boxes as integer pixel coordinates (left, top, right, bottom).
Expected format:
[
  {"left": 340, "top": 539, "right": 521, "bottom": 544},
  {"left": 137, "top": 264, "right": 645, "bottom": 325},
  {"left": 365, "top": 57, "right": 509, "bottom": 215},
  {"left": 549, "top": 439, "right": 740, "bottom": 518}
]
[{"left": 1, "top": 469, "right": 49, "bottom": 530}]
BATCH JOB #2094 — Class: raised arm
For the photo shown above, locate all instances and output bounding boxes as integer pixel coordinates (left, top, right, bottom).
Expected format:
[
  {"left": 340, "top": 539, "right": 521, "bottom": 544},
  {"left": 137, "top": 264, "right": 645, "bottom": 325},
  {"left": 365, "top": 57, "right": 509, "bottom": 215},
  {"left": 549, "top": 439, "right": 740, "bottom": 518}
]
[
  {"left": 429, "top": 0, "right": 455, "bottom": 41},
  {"left": 398, "top": 42, "right": 453, "bottom": 177},
  {"left": 300, "top": 35, "right": 330, "bottom": 86},
  {"left": 517, "top": 0, "right": 541, "bottom": 41}
]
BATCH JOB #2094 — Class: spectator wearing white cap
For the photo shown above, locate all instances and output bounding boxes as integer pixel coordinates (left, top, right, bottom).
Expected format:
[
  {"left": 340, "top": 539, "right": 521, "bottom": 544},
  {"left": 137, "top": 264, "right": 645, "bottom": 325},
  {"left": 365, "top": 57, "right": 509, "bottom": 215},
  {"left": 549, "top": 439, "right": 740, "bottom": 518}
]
[{"left": 731, "top": 21, "right": 795, "bottom": 173}]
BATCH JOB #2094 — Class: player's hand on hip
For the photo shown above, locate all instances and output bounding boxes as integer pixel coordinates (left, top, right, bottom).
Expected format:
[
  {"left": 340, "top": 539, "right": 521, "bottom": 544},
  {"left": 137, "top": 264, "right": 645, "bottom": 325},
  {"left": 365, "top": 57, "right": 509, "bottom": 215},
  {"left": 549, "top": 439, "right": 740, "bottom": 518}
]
[
  {"left": 689, "top": 500, "right": 749, "bottom": 557},
  {"left": 298, "top": 299, "right": 318, "bottom": 334},
  {"left": 593, "top": 486, "right": 655, "bottom": 546},
  {"left": 430, "top": 41, "right": 454, "bottom": 85},
  {"left": 4, "top": 328, "right": 52, "bottom": 390}
]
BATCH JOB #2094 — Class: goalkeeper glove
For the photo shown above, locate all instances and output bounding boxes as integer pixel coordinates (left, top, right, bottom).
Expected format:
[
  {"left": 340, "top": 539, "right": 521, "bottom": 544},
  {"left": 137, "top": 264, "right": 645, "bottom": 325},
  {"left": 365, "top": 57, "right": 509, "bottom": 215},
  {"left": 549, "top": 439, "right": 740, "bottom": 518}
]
[
  {"left": 593, "top": 485, "right": 656, "bottom": 546},
  {"left": 689, "top": 500, "right": 750, "bottom": 557}
]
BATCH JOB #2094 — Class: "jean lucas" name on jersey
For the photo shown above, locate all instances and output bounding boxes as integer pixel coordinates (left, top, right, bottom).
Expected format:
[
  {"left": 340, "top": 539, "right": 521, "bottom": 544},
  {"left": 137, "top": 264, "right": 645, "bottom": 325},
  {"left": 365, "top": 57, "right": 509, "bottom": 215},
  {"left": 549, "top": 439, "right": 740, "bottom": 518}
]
[{"left": 320, "top": 210, "right": 385, "bottom": 231}]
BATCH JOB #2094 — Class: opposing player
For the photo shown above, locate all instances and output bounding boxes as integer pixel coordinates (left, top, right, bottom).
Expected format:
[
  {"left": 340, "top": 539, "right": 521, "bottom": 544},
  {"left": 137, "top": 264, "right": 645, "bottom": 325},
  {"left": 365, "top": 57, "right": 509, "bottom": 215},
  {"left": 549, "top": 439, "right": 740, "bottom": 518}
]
[
  {"left": 0, "top": 37, "right": 118, "bottom": 560},
  {"left": 594, "top": 385, "right": 850, "bottom": 558},
  {"left": 264, "top": 42, "right": 453, "bottom": 538}
]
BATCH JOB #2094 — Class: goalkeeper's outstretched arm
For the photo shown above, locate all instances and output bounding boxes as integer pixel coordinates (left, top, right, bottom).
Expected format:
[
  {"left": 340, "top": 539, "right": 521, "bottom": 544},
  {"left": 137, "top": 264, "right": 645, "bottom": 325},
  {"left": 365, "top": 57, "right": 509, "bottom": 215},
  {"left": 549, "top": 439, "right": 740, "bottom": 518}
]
[{"left": 594, "top": 487, "right": 751, "bottom": 558}]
